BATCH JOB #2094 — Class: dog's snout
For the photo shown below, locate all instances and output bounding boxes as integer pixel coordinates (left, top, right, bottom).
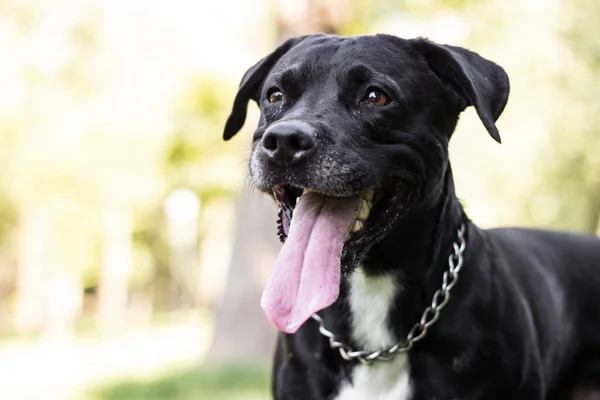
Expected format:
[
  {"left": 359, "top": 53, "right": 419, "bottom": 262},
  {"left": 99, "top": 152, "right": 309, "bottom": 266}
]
[{"left": 261, "top": 121, "right": 316, "bottom": 166}]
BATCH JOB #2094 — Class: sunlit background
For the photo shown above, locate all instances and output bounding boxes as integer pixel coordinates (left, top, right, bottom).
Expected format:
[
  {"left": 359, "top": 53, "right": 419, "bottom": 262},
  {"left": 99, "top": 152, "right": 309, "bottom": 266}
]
[{"left": 0, "top": 0, "right": 598, "bottom": 399}]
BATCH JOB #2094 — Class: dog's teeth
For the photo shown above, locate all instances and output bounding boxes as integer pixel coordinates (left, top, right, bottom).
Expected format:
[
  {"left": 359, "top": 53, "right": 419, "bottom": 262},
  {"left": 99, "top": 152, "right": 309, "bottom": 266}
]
[
  {"left": 364, "top": 189, "right": 374, "bottom": 201},
  {"left": 273, "top": 190, "right": 282, "bottom": 207},
  {"left": 352, "top": 220, "right": 363, "bottom": 232},
  {"left": 358, "top": 201, "right": 370, "bottom": 221}
]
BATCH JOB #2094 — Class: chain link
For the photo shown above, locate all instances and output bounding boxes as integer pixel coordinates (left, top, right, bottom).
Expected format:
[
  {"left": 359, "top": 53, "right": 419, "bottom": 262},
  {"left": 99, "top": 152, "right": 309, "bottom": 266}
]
[{"left": 311, "top": 223, "right": 466, "bottom": 365}]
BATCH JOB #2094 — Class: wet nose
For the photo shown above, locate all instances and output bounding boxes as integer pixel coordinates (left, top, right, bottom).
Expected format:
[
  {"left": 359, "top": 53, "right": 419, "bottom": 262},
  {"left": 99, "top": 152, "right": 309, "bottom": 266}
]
[{"left": 261, "top": 121, "right": 316, "bottom": 166}]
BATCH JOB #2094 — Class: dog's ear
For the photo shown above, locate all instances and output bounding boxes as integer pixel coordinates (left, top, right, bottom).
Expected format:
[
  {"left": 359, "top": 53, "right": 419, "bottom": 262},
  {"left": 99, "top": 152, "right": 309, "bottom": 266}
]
[
  {"left": 410, "top": 38, "right": 509, "bottom": 143},
  {"left": 223, "top": 36, "right": 308, "bottom": 141}
]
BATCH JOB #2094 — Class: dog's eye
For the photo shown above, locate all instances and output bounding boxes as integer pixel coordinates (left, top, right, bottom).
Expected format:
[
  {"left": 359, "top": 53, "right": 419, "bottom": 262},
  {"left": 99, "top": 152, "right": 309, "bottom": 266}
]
[
  {"left": 268, "top": 90, "right": 284, "bottom": 104},
  {"left": 363, "top": 88, "right": 390, "bottom": 106}
]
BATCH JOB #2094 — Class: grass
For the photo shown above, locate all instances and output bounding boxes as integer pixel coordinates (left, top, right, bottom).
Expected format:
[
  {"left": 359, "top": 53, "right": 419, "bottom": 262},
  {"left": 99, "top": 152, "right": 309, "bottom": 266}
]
[{"left": 90, "top": 364, "right": 271, "bottom": 400}]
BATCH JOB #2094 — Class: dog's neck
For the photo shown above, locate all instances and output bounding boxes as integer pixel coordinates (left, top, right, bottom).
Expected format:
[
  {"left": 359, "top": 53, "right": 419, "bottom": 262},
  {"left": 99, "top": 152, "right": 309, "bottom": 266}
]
[
  {"left": 337, "top": 168, "right": 466, "bottom": 351},
  {"left": 365, "top": 168, "right": 464, "bottom": 275}
]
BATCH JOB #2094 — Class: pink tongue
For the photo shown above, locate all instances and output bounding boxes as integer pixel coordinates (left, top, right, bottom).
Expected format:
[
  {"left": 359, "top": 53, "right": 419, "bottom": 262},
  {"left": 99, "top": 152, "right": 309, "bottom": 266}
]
[{"left": 261, "top": 192, "right": 362, "bottom": 333}]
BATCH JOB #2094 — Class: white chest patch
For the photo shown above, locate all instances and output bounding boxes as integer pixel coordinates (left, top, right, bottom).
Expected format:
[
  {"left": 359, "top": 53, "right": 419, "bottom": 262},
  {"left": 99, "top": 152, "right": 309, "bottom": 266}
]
[
  {"left": 334, "top": 356, "right": 411, "bottom": 400},
  {"left": 332, "top": 268, "right": 412, "bottom": 400}
]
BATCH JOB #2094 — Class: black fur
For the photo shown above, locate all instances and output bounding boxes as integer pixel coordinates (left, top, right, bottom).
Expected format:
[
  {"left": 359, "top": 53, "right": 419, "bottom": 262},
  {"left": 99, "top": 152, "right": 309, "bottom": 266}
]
[{"left": 223, "top": 34, "right": 600, "bottom": 399}]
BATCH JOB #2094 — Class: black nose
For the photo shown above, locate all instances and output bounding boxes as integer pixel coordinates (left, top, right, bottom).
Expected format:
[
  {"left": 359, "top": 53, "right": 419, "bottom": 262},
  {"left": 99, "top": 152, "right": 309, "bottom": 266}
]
[{"left": 261, "top": 121, "right": 316, "bottom": 166}]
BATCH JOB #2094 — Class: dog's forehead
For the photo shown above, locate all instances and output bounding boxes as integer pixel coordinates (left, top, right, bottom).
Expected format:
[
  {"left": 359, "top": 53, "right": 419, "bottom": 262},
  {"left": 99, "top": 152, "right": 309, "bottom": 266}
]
[{"left": 270, "top": 35, "right": 421, "bottom": 80}]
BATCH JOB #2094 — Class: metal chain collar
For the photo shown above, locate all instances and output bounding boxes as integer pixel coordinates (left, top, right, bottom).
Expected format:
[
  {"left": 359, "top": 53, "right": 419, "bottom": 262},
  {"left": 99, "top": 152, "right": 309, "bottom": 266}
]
[{"left": 311, "top": 223, "right": 467, "bottom": 365}]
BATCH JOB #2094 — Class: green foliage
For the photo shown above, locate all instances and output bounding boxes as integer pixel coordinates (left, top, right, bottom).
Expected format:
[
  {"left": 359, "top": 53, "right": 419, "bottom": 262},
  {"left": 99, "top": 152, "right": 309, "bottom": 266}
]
[
  {"left": 527, "top": 0, "right": 600, "bottom": 233},
  {"left": 165, "top": 76, "right": 244, "bottom": 202},
  {"left": 90, "top": 364, "right": 270, "bottom": 400},
  {"left": 167, "top": 77, "right": 238, "bottom": 164}
]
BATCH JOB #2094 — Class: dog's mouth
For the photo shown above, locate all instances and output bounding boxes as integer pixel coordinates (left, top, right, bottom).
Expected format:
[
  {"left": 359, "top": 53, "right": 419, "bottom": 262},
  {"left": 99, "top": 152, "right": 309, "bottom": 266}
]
[
  {"left": 272, "top": 181, "right": 408, "bottom": 246},
  {"left": 261, "top": 182, "right": 406, "bottom": 334},
  {"left": 273, "top": 185, "right": 375, "bottom": 243}
]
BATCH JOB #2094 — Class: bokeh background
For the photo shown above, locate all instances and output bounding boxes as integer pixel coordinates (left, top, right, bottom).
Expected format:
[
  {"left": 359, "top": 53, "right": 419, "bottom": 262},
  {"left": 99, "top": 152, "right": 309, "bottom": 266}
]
[{"left": 0, "top": 0, "right": 598, "bottom": 399}]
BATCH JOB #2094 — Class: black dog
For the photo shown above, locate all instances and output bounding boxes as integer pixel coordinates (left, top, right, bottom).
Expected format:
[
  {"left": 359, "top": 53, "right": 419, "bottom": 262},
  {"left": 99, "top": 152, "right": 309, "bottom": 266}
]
[{"left": 223, "top": 34, "right": 600, "bottom": 400}]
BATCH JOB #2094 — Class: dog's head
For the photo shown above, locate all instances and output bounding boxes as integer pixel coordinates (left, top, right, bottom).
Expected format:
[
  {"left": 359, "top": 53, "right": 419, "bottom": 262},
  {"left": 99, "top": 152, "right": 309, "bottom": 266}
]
[{"left": 222, "top": 34, "right": 509, "bottom": 333}]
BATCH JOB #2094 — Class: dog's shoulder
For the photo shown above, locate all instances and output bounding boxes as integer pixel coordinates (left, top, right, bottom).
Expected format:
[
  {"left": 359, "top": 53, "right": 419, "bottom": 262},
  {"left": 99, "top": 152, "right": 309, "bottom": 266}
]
[
  {"left": 484, "top": 226, "right": 600, "bottom": 256},
  {"left": 480, "top": 226, "right": 600, "bottom": 308}
]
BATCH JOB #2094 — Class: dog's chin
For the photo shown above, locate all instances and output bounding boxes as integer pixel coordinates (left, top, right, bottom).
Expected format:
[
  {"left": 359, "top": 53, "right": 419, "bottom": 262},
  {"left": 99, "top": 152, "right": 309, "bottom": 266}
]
[{"left": 270, "top": 179, "right": 410, "bottom": 273}]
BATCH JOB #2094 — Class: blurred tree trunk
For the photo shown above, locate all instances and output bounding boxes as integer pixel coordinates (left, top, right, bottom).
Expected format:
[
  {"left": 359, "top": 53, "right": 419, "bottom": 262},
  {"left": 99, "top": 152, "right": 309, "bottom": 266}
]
[
  {"left": 15, "top": 207, "right": 84, "bottom": 338},
  {"left": 44, "top": 272, "right": 82, "bottom": 341},
  {"left": 97, "top": 201, "right": 133, "bottom": 333},
  {"left": 14, "top": 208, "right": 48, "bottom": 334},
  {"left": 206, "top": 0, "right": 353, "bottom": 364},
  {"left": 205, "top": 187, "right": 279, "bottom": 362}
]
